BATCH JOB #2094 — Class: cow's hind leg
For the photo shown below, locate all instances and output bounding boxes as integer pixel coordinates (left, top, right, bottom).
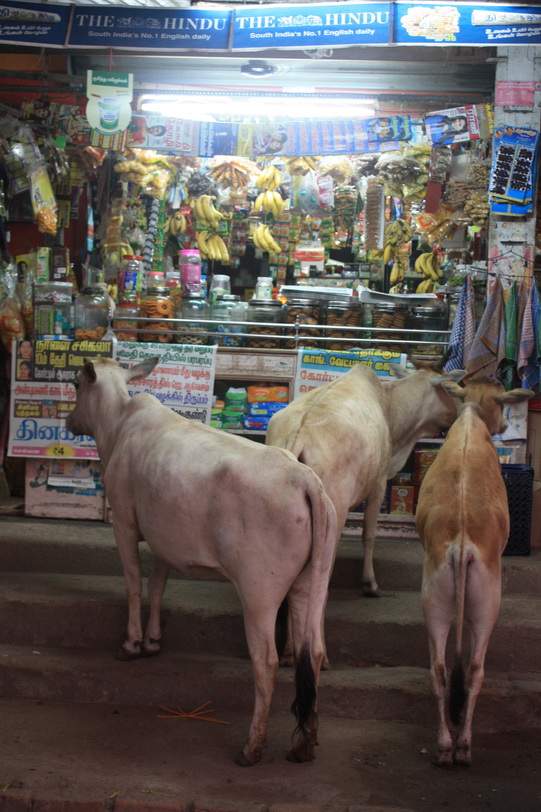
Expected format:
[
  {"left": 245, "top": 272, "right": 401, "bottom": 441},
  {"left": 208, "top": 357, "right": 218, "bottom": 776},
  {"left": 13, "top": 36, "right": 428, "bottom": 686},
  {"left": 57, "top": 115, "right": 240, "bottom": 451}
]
[
  {"left": 422, "top": 567, "right": 455, "bottom": 766},
  {"left": 236, "top": 605, "right": 280, "bottom": 766},
  {"left": 286, "top": 581, "right": 324, "bottom": 762},
  {"left": 143, "top": 556, "right": 170, "bottom": 657},
  {"left": 454, "top": 569, "right": 501, "bottom": 766},
  {"left": 114, "top": 529, "right": 145, "bottom": 661}
]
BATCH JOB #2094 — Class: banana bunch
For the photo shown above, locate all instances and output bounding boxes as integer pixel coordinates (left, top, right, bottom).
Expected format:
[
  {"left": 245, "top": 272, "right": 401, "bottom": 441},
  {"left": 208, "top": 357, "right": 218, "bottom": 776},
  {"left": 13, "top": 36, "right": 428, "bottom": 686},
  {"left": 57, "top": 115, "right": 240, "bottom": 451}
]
[
  {"left": 255, "top": 164, "right": 282, "bottom": 192},
  {"left": 253, "top": 189, "right": 285, "bottom": 216},
  {"left": 414, "top": 251, "right": 443, "bottom": 283},
  {"left": 197, "top": 231, "right": 230, "bottom": 262},
  {"left": 416, "top": 278, "right": 436, "bottom": 294},
  {"left": 165, "top": 210, "right": 187, "bottom": 238},
  {"left": 191, "top": 195, "right": 224, "bottom": 228},
  {"left": 285, "top": 156, "right": 318, "bottom": 176},
  {"left": 209, "top": 159, "right": 255, "bottom": 189},
  {"left": 384, "top": 218, "right": 412, "bottom": 247},
  {"left": 252, "top": 223, "right": 282, "bottom": 254},
  {"left": 389, "top": 256, "right": 409, "bottom": 285}
]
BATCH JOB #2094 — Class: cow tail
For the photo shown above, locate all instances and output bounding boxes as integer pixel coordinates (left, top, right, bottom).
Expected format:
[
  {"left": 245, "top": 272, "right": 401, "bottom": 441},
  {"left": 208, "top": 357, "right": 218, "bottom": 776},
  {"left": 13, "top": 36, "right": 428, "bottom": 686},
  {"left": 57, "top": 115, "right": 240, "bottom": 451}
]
[
  {"left": 275, "top": 597, "right": 289, "bottom": 660},
  {"left": 291, "top": 476, "right": 337, "bottom": 741},
  {"left": 449, "top": 541, "right": 468, "bottom": 726}
]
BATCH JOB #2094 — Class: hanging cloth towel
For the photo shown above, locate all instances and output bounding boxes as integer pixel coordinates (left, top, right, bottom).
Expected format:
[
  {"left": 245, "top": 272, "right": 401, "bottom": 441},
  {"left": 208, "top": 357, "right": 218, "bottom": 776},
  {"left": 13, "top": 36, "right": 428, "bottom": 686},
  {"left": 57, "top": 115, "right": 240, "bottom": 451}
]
[
  {"left": 465, "top": 277, "right": 506, "bottom": 378},
  {"left": 497, "top": 281, "right": 518, "bottom": 391},
  {"left": 518, "top": 281, "right": 539, "bottom": 390},
  {"left": 444, "top": 275, "right": 476, "bottom": 372}
]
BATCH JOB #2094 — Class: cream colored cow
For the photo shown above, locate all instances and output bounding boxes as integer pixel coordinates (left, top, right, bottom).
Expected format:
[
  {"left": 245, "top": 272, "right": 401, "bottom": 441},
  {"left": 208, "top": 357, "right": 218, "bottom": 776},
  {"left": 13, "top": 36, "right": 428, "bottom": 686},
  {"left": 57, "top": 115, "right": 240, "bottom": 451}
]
[
  {"left": 66, "top": 356, "right": 337, "bottom": 766},
  {"left": 266, "top": 360, "right": 466, "bottom": 600},
  {"left": 415, "top": 377, "right": 534, "bottom": 766}
]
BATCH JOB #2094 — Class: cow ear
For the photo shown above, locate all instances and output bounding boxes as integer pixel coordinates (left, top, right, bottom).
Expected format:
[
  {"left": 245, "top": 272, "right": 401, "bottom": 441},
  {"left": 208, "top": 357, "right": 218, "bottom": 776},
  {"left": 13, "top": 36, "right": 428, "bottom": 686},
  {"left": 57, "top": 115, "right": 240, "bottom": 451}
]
[
  {"left": 440, "top": 380, "right": 466, "bottom": 400},
  {"left": 438, "top": 369, "right": 467, "bottom": 384},
  {"left": 82, "top": 360, "right": 97, "bottom": 384},
  {"left": 127, "top": 356, "right": 160, "bottom": 383},
  {"left": 495, "top": 388, "right": 536, "bottom": 405},
  {"left": 387, "top": 363, "right": 413, "bottom": 379}
]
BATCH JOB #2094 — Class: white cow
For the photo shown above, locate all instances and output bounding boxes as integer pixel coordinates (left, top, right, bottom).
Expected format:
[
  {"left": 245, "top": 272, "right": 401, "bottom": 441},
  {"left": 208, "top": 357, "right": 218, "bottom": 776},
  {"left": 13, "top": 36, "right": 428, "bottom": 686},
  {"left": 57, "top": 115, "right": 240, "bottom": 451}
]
[
  {"left": 415, "top": 376, "right": 534, "bottom": 766},
  {"left": 66, "top": 356, "right": 337, "bottom": 766},
  {"left": 266, "top": 359, "right": 466, "bottom": 602}
]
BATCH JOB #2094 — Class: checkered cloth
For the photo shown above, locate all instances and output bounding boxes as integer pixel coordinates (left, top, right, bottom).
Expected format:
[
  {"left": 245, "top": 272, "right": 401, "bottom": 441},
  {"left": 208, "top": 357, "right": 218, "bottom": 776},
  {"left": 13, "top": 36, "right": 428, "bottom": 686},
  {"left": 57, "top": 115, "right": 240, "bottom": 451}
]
[
  {"left": 444, "top": 275, "right": 476, "bottom": 372},
  {"left": 465, "top": 277, "right": 506, "bottom": 378},
  {"left": 497, "top": 281, "right": 518, "bottom": 391},
  {"left": 518, "top": 282, "right": 541, "bottom": 390}
]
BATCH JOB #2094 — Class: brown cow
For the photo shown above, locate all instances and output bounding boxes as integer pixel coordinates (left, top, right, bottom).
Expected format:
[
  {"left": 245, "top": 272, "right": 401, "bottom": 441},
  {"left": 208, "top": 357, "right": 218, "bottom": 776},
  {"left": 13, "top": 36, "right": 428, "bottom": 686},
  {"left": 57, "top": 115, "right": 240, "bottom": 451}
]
[
  {"left": 66, "top": 356, "right": 337, "bottom": 766},
  {"left": 415, "top": 377, "right": 534, "bottom": 766}
]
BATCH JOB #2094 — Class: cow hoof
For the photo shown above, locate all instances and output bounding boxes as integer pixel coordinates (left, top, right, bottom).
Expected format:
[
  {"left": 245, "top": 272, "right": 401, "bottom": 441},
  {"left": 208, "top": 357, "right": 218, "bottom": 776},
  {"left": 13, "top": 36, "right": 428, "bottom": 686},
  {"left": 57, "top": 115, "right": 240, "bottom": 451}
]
[
  {"left": 434, "top": 750, "right": 453, "bottom": 767},
  {"left": 362, "top": 582, "right": 380, "bottom": 598},
  {"left": 453, "top": 750, "right": 472, "bottom": 767},
  {"left": 286, "top": 745, "right": 315, "bottom": 763},
  {"left": 235, "top": 750, "right": 260, "bottom": 767},
  {"left": 115, "top": 642, "right": 143, "bottom": 661},
  {"left": 143, "top": 639, "right": 161, "bottom": 657}
]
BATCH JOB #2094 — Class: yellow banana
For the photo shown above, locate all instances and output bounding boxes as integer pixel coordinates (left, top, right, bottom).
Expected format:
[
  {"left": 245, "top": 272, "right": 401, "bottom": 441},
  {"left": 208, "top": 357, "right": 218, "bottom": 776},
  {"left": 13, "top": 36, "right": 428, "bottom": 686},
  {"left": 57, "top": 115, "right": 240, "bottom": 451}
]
[
  {"left": 263, "top": 225, "right": 281, "bottom": 253},
  {"left": 383, "top": 244, "right": 393, "bottom": 264},
  {"left": 197, "top": 230, "right": 210, "bottom": 258},
  {"left": 254, "top": 192, "right": 265, "bottom": 211}
]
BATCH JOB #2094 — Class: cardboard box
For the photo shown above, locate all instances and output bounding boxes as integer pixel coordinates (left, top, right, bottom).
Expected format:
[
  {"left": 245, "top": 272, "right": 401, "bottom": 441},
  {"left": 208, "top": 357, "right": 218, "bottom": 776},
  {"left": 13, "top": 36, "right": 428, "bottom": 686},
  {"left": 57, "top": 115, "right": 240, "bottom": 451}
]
[
  {"left": 36, "top": 247, "right": 51, "bottom": 282},
  {"left": 390, "top": 485, "right": 415, "bottom": 515},
  {"left": 51, "top": 246, "right": 70, "bottom": 282},
  {"left": 25, "top": 458, "right": 105, "bottom": 520}
]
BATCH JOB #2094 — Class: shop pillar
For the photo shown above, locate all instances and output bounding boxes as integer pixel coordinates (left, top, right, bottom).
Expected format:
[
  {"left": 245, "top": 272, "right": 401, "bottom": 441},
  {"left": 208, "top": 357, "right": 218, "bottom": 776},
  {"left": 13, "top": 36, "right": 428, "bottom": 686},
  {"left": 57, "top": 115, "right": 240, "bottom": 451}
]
[{"left": 489, "top": 46, "right": 541, "bottom": 281}]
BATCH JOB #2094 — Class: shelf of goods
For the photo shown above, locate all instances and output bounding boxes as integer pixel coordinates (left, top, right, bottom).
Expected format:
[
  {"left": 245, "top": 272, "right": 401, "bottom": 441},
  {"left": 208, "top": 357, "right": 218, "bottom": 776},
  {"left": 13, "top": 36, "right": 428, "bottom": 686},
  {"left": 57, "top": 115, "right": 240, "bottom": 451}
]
[{"left": 111, "top": 312, "right": 451, "bottom": 357}]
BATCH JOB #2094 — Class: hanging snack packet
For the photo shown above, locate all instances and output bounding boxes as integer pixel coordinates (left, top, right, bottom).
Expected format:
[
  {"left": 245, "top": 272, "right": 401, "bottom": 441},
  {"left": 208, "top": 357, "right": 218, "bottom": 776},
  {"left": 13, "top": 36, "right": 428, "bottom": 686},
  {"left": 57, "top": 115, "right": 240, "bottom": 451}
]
[{"left": 0, "top": 266, "right": 25, "bottom": 352}]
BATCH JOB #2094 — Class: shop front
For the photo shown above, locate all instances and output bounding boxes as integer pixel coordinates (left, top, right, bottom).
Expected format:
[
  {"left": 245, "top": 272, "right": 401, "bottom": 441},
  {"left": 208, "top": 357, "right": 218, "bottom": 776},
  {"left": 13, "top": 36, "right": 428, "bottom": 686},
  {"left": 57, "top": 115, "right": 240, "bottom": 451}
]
[{"left": 0, "top": 2, "right": 540, "bottom": 547}]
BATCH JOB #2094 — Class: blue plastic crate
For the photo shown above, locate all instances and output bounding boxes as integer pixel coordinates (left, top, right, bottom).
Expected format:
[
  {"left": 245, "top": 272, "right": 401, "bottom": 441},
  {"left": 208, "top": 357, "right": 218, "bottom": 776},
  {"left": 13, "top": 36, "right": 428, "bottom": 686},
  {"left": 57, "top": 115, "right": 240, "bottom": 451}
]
[{"left": 501, "top": 464, "right": 534, "bottom": 556}]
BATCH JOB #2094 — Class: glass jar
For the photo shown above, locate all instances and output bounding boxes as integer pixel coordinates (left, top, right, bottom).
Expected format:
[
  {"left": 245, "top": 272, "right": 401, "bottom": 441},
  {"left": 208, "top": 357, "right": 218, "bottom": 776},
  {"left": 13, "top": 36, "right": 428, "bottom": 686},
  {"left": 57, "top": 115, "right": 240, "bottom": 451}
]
[
  {"left": 74, "top": 285, "right": 109, "bottom": 340},
  {"left": 408, "top": 304, "right": 447, "bottom": 355},
  {"left": 139, "top": 286, "right": 174, "bottom": 343},
  {"left": 209, "top": 274, "right": 231, "bottom": 305},
  {"left": 246, "top": 299, "right": 283, "bottom": 349},
  {"left": 175, "top": 292, "right": 209, "bottom": 345},
  {"left": 179, "top": 248, "right": 202, "bottom": 295},
  {"left": 34, "top": 281, "right": 73, "bottom": 337},
  {"left": 211, "top": 294, "right": 247, "bottom": 347},
  {"left": 323, "top": 299, "right": 364, "bottom": 350},
  {"left": 113, "top": 292, "right": 139, "bottom": 342},
  {"left": 370, "top": 302, "right": 409, "bottom": 352},
  {"left": 282, "top": 297, "right": 322, "bottom": 349}
]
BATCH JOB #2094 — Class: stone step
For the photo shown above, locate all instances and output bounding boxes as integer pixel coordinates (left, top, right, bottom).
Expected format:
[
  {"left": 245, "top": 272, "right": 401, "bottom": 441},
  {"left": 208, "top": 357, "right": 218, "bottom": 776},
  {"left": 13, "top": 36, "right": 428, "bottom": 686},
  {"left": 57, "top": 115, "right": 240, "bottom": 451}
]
[
  {"left": 1, "top": 516, "right": 539, "bottom": 596},
  {"left": 1, "top": 643, "right": 540, "bottom": 736},
  {"left": 2, "top": 570, "right": 541, "bottom": 673}
]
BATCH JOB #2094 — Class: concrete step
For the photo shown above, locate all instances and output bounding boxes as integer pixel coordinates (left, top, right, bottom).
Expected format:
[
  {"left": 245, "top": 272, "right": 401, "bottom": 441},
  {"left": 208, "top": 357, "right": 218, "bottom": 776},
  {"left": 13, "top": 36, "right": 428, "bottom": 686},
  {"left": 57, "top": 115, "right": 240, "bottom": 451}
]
[
  {"left": 1, "top": 516, "right": 540, "bottom": 595},
  {"left": 1, "top": 643, "right": 540, "bottom": 736},
  {"left": 2, "top": 570, "right": 541, "bottom": 673}
]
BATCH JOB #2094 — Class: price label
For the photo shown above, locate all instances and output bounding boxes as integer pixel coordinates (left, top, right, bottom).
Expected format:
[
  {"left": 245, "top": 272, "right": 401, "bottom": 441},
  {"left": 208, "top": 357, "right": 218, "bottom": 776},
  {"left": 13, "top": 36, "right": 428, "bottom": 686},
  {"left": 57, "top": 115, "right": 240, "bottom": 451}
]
[{"left": 45, "top": 445, "right": 75, "bottom": 458}]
